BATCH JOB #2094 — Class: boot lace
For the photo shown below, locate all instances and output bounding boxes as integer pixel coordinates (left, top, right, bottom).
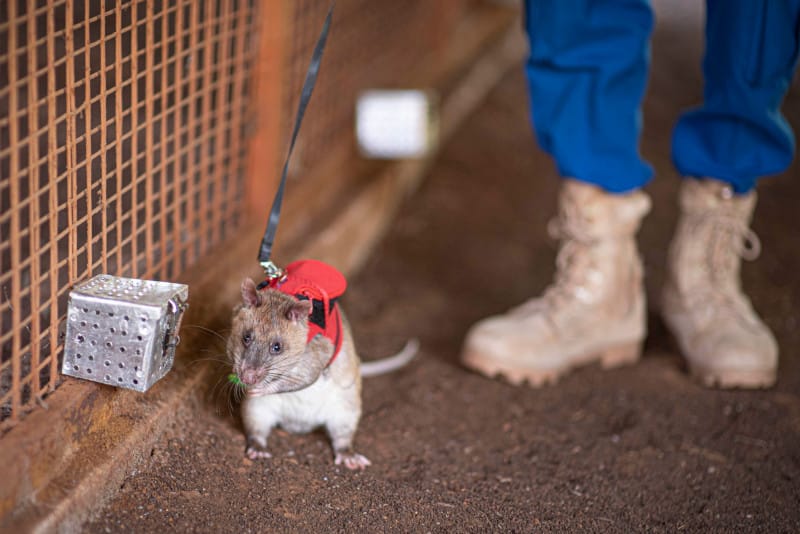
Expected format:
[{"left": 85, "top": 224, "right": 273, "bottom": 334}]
[
  {"left": 511, "top": 203, "right": 598, "bottom": 317},
  {"left": 683, "top": 212, "right": 761, "bottom": 316}
]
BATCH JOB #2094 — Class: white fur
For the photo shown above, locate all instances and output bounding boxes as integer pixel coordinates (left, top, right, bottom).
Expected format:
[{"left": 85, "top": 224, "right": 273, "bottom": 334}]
[
  {"left": 240, "top": 336, "right": 417, "bottom": 469},
  {"left": 241, "top": 346, "right": 360, "bottom": 450}
]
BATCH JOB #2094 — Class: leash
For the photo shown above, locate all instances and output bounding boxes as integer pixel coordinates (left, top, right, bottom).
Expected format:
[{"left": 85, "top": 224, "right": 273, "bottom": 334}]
[
  {"left": 252, "top": 6, "right": 346, "bottom": 365},
  {"left": 257, "top": 4, "right": 334, "bottom": 280}
]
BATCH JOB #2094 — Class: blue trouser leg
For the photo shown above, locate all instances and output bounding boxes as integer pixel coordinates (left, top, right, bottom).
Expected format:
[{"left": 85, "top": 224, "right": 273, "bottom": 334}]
[
  {"left": 522, "top": 0, "right": 654, "bottom": 193},
  {"left": 672, "top": 0, "right": 800, "bottom": 194}
]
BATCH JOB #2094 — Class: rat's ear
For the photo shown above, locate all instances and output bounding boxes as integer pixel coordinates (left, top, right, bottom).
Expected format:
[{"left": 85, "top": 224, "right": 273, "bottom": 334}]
[
  {"left": 241, "top": 278, "right": 262, "bottom": 308},
  {"left": 286, "top": 299, "right": 313, "bottom": 323}
]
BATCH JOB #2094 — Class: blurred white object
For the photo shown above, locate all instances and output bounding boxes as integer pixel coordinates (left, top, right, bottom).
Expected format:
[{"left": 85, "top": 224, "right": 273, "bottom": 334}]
[{"left": 356, "top": 90, "right": 438, "bottom": 159}]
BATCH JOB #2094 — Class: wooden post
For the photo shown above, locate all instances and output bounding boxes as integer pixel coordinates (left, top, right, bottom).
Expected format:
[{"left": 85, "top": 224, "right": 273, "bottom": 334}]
[{"left": 245, "top": 0, "right": 287, "bottom": 222}]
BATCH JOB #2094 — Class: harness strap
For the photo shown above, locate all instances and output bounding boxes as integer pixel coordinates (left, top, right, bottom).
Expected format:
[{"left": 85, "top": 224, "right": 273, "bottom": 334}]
[
  {"left": 263, "top": 259, "right": 346, "bottom": 368},
  {"left": 290, "top": 290, "right": 344, "bottom": 368}
]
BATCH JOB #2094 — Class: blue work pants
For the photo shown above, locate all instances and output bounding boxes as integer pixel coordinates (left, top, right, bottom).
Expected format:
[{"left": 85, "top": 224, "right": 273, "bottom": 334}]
[{"left": 523, "top": 0, "right": 800, "bottom": 194}]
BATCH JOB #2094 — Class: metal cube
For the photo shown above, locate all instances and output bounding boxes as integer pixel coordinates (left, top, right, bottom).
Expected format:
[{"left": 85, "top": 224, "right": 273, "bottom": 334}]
[{"left": 61, "top": 275, "right": 189, "bottom": 392}]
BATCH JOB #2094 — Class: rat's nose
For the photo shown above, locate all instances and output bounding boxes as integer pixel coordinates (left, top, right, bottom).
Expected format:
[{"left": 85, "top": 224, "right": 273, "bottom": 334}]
[{"left": 241, "top": 369, "right": 263, "bottom": 386}]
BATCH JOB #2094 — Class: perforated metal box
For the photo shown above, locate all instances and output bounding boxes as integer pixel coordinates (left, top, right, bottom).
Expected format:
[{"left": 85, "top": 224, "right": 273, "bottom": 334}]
[{"left": 61, "top": 275, "right": 189, "bottom": 392}]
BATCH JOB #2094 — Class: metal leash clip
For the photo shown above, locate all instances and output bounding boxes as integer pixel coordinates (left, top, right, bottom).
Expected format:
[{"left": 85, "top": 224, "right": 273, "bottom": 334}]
[
  {"left": 260, "top": 260, "right": 285, "bottom": 281},
  {"left": 61, "top": 275, "right": 189, "bottom": 392}
]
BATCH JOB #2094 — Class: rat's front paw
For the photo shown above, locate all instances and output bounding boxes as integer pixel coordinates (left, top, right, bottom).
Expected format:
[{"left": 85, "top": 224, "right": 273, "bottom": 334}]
[
  {"left": 335, "top": 451, "right": 371, "bottom": 470},
  {"left": 246, "top": 445, "right": 272, "bottom": 460}
]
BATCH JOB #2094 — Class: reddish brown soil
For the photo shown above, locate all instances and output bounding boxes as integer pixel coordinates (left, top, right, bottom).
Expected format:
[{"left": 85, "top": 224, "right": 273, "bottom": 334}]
[{"left": 88, "top": 3, "right": 800, "bottom": 532}]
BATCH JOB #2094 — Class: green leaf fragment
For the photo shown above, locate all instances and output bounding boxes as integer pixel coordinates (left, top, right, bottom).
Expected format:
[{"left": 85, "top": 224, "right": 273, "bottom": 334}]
[{"left": 228, "top": 373, "right": 246, "bottom": 387}]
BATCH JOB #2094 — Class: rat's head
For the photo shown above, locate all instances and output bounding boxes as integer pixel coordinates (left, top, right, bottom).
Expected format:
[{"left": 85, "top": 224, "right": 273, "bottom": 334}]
[{"left": 228, "top": 278, "right": 322, "bottom": 396}]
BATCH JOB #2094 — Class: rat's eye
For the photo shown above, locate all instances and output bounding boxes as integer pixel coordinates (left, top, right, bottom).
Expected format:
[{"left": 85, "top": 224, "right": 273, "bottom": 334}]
[
  {"left": 269, "top": 340, "right": 283, "bottom": 355},
  {"left": 242, "top": 331, "right": 253, "bottom": 346}
]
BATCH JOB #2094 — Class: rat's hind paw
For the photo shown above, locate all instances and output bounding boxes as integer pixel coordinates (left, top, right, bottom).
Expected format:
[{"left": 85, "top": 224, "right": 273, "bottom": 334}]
[
  {"left": 246, "top": 446, "right": 273, "bottom": 460},
  {"left": 335, "top": 452, "right": 371, "bottom": 470}
]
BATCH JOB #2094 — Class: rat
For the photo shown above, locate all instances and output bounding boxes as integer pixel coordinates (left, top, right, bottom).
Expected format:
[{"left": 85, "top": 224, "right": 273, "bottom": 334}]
[{"left": 227, "top": 277, "right": 418, "bottom": 470}]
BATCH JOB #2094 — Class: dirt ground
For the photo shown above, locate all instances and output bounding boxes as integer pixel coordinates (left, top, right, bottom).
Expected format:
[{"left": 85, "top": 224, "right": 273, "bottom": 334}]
[{"left": 88, "top": 3, "right": 800, "bottom": 533}]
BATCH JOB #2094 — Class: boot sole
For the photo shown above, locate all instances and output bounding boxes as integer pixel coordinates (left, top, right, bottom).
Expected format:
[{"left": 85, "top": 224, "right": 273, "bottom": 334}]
[
  {"left": 662, "top": 306, "right": 777, "bottom": 389},
  {"left": 689, "top": 364, "right": 776, "bottom": 389},
  {"left": 462, "top": 341, "right": 642, "bottom": 388}
]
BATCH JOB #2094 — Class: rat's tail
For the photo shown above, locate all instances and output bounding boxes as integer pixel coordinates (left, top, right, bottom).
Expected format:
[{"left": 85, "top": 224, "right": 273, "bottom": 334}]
[{"left": 360, "top": 338, "right": 419, "bottom": 377}]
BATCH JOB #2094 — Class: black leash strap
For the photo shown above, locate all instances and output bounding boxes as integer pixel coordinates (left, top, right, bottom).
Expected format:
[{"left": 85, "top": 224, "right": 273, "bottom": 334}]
[{"left": 258, "top": 5, "right": 334, "bottom": 278}]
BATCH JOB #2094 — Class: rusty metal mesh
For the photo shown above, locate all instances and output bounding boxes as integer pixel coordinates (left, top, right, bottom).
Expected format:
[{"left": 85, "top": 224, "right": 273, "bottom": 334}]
[
  {"left": 0, "top": 0, "right": 464, "bottom": 433},
  {"left": 0, "top": 0, "right": 258, "bottom": 430}
]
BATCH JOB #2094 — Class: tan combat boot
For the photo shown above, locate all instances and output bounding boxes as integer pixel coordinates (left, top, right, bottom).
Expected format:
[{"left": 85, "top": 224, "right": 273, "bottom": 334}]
[
  {"left": 661, "top": 178, "right": 777, "bottom": 389},
  {"left": 461, "top": 179, "right": 651, "bottom": 386}
]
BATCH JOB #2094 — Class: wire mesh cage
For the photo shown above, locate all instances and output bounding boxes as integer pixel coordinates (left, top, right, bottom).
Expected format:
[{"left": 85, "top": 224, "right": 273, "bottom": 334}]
[
  {"left": 1, "top": 0, "right": 467, "bottom": 433},
  {"left": 1, "top": 0, "right": 258, "bottom": 430}
]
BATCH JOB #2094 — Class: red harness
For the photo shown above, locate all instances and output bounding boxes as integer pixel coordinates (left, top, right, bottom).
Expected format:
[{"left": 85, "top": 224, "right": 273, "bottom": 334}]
[{"left": 262, "top": 260, "right": 347, "bottom": 366}]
